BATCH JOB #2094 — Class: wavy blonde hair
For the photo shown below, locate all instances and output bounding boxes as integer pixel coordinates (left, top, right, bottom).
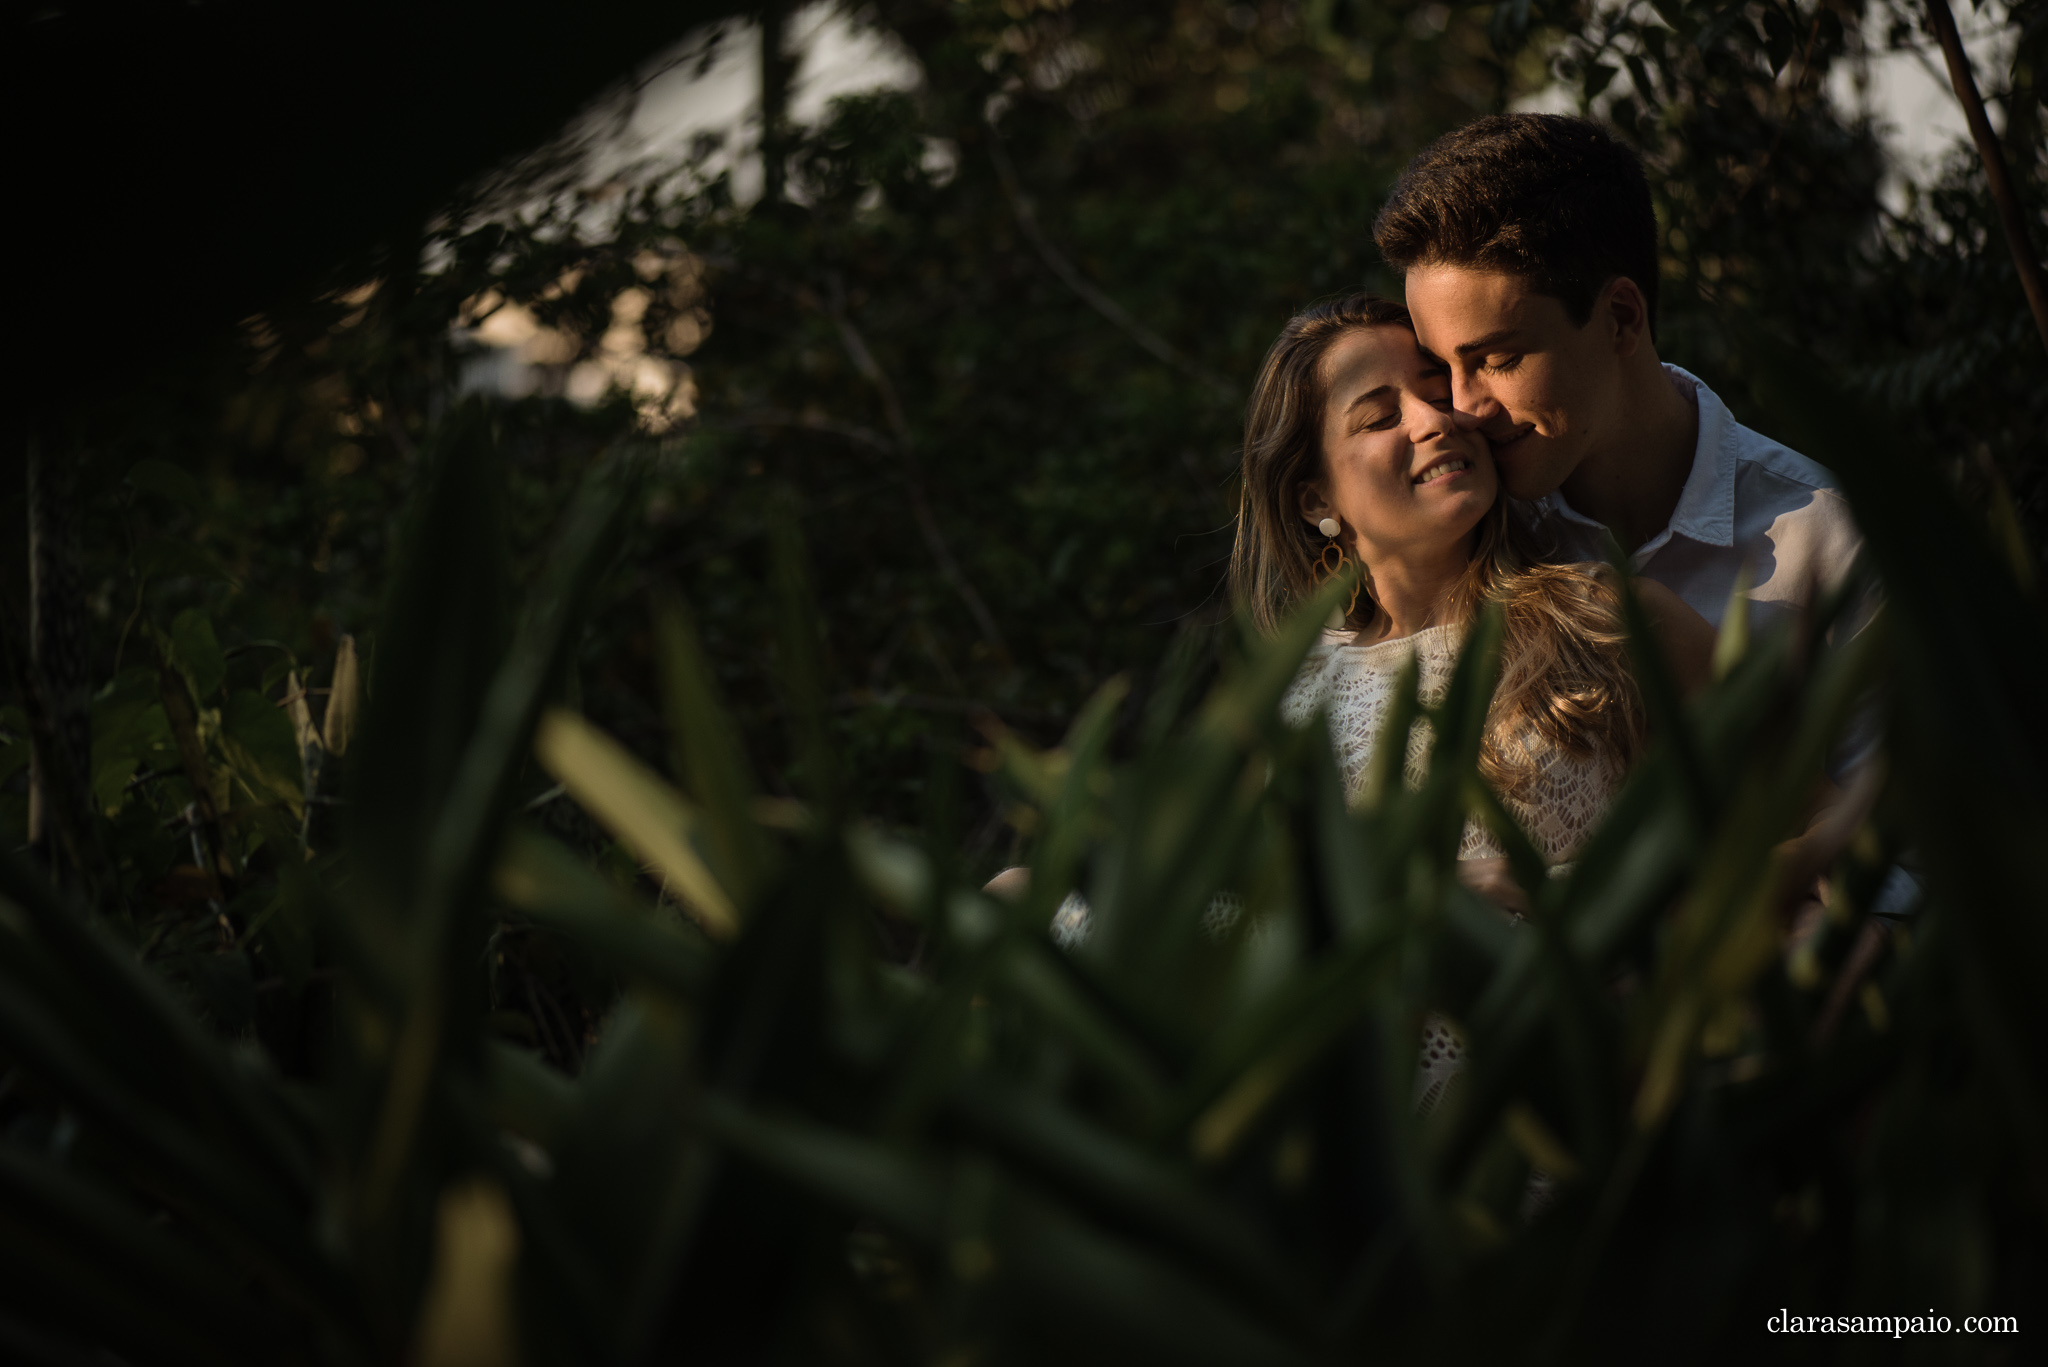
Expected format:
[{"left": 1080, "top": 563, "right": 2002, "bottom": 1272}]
[{"left": 1227, "top": 292, "right": 1645, "bottom": 796}]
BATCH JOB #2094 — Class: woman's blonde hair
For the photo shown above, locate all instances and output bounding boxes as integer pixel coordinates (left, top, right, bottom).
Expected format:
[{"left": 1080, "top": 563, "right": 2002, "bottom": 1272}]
[{"left": 1227, "top": 291, "right": 1645, "bottom": 795}]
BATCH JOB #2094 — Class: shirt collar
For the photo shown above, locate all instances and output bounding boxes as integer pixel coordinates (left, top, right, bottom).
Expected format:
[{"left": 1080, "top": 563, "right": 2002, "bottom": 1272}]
[
  {"left": 1533, "top": 363, "right": 1737, "bottom": 552},
  {"left": 1661, "top": 364, "right": 1736, "bottom": 548}
]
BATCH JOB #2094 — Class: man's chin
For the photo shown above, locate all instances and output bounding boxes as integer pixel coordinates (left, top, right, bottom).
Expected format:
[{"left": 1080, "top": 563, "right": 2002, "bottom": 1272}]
[{"left": 1492, "top": 440, "right": 1574, "bottom": 502}]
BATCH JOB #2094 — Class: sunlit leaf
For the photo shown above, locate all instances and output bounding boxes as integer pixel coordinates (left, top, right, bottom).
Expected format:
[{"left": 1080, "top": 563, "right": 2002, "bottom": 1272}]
[
  {"left": 323, "top": 634, "right": 362, "bottom": 757},
  {"left": 533, "top": 708, "right": 738, "bottom": 940}
]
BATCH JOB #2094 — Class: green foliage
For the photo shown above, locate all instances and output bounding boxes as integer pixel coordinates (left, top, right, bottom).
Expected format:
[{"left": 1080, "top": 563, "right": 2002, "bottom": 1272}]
[
  {"left": 2, "top": 339, "right": 2043, "bottom": 1361},
  {"left": 16, "top": 0, "right": 2039, "bottom": 852},
  {"left": 4, "top": 1, "right": 2044, "bottom": 1358}
]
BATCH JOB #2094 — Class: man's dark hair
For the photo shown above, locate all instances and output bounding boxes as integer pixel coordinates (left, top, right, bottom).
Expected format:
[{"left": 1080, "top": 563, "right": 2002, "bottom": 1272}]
[{"left": 1373, "top": 114, "right": 1660, "bottom": 335}]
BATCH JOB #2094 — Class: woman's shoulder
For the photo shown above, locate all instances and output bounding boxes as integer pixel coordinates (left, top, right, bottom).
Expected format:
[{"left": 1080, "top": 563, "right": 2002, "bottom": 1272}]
[
  {"left": 1282, "top": 629, "right": 1378, "bottom": 718},
  {"left": 1287, "top": 631, "right": 1353, "bottom": 691},
  {"left": 1280, "top": 640, "right": 1340, "bottom": 724}
]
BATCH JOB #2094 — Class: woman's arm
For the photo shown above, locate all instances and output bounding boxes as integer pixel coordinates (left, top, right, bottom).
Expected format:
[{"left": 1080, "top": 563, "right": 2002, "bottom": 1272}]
[
  {"left": 984, "top": 866, "right": 1030, "bottom": 900},
  {"left": 1633, "top": 578, "right": 1717, "bottom": 697}
]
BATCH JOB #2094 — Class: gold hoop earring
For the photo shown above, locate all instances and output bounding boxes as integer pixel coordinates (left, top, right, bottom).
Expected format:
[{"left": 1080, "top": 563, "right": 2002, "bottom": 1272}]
[{"left": 1313, "top": 523, "right": 1364, "bottom": 619}]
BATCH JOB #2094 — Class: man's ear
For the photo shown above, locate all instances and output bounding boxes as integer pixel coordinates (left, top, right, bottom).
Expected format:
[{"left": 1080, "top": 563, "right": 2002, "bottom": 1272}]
[{"left": 1602, "top": 276, "right": 1652, "bottom": 357}]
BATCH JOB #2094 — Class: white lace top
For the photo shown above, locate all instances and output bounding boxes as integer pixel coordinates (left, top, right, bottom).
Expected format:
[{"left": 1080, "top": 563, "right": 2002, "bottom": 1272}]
[
  {"left": 1283, "top": 622, "right": 1625, "bottom": 1133},
  {"left": 1280, "top": 623, "right": 1624, "bottom": 866}
]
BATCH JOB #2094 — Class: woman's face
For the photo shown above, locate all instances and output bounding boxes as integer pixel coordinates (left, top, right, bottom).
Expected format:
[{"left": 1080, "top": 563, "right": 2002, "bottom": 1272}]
[{"left": 1299, "top": 324, "right": 1496, "bottom": 566}]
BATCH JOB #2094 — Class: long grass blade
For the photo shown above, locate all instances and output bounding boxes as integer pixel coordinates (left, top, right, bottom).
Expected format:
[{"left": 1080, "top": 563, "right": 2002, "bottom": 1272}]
[
  {"left": 533, "top": 708, "right": 739, "bottom": 939},
  {"left": 653, "top": 587, "right": 772, "bottom": 907}
]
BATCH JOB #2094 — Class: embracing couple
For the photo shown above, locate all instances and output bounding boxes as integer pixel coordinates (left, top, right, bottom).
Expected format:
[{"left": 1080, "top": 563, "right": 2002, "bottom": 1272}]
[{"left": 1237, "top": 113, "right": 1860, "bottom": 906}]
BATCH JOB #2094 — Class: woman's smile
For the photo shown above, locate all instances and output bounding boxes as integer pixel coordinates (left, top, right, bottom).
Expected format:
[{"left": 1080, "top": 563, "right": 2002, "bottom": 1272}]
[{"left": 1414, "top": 458, "right": 1473, "bottom": 485}]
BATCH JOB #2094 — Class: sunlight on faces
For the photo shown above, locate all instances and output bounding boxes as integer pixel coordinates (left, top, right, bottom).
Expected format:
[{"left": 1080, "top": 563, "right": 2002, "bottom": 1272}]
[
  {"left": 1404, "top": 265, "right": 1638, "bottom": 503},
  {"left": 1297, "top": 324, "right": 1495, "bottom": 564}
]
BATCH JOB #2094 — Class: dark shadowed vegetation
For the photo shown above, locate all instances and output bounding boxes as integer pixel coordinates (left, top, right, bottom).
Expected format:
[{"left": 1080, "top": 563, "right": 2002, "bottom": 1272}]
[{"left": 5, "top": 0, "right": 2043, "bottom": 1362}]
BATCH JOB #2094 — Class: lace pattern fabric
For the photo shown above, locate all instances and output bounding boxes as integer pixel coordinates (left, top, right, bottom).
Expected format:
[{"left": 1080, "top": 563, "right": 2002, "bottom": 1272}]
[
  {"left": 1050, "top": 889, "right": 1244, "bottom": 949},
  {"left": 1281, "top": 625, "right": 1623, "bottom": 866},
  {"left": 1415, "top": 1012, "right": 1466, "bottom": 1116}
]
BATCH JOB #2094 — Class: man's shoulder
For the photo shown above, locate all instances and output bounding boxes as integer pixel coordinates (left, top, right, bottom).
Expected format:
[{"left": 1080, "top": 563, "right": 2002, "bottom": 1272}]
[
  {"left": 1726, "top": 421, "right": 1840, "bottom": 498},
  {"left": 1686, "top": 382, "right": 1863, "bottom": 595},
  {"left": 1683, "top": 367, "right": 1853, "bottom": 531},
  {"left": 1724, "top": 424, "right": 1859, "bottom": 552}
]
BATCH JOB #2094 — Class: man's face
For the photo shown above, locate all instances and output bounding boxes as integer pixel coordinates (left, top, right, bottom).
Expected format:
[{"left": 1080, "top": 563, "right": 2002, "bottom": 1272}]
[{"left": 1404, "top": 265, "right": 1625, "bottom": 503}]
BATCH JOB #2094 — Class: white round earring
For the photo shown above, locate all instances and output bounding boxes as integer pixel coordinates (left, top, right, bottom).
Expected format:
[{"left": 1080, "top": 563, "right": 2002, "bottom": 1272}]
[{"left": 1318, "top": 517, "right": 1341, "bottom": 538}]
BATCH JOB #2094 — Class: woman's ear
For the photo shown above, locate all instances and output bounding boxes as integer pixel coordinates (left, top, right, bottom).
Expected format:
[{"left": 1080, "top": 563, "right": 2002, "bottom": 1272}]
[{"left": 1297, "top": 481, "right": 1334, "bottom": 529}]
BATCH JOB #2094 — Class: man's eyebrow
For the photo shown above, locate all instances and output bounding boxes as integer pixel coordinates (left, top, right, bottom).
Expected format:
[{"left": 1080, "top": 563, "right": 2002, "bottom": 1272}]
[{"left": 1449, "top": 329, "right": 1522, "bottom": 358}]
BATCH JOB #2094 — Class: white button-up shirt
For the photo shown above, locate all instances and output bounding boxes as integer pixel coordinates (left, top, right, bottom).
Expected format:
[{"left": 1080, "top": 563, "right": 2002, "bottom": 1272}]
[{"left": 1525, "top": 365, "right": 1863, "bottom": 633}]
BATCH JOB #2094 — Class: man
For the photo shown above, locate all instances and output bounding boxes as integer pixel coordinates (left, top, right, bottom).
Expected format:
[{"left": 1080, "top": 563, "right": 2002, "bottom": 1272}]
[
  {"left": 1375, "top": 113, "right": 1901, "bottom": 928},
  {"left": 1373, "top": 113, "right": 1860, "bottom": 635}
]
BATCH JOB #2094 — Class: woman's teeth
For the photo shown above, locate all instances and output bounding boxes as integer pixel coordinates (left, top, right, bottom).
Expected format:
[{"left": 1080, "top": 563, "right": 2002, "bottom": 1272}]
[{"left": 1415, "top": 460, "right": 1470, "bottom": 485}]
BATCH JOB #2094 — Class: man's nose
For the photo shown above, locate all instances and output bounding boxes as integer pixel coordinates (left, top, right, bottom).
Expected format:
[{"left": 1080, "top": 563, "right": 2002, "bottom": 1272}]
[{"left": 1450, "top": 375, "right": 1509, "bottom": 432}]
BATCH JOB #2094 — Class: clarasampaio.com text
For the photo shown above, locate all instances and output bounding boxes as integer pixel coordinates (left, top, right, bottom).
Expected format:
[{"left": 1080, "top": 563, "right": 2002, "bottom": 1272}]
[{"left": 1768, "top": 1313, "right": 2017, "bottom": 1336}]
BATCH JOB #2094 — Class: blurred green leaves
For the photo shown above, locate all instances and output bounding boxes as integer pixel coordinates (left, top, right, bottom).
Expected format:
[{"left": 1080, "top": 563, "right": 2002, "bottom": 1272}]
[{"left": 4, "top": 334, "right": 2046, "bottom": 1361}]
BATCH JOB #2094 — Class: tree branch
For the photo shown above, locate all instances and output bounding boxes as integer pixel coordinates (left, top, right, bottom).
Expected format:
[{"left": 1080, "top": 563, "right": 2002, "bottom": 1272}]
[
  {"left": 985, "top": 128, "right": 1235, "bottom": 396},
  {"left": 710, "top": 410, "right": 898, "bottom": 455},
  {"left": 1924, "top": 0, "right": 2048, "bottom": 359},
  {"left": 823, "top": 278, "right": 1014, "bottom": 666},
  {"left": 20, "top": 446, "right": 99, "bottom": 895}
]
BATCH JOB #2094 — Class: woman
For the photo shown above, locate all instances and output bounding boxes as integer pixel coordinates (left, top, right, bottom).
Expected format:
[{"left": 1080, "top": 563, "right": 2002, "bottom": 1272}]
[
  {"left": 1000, "top": 293, "right": 1715, "bottom": 962},
  {"left": 1235, "top": 291, "right": 1715, "bottom": 1115},
  {"left": 1234, "top": 292, "right": 1713, "bottom": 872}
]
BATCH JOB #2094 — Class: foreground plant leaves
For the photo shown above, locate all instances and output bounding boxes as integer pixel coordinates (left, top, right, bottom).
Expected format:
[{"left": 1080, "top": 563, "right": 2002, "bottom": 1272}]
[
  {"left": 2, "top": 340, "right": 2042, "bottom": 1364},
  {"left": 533, "top": 707, "right": 739, "bottom": 940}
]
